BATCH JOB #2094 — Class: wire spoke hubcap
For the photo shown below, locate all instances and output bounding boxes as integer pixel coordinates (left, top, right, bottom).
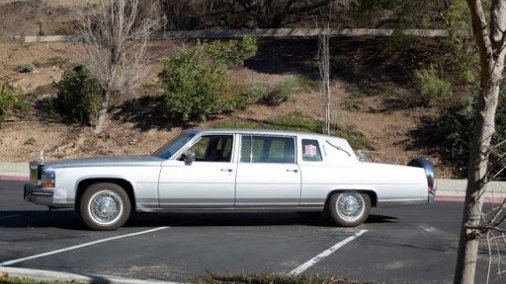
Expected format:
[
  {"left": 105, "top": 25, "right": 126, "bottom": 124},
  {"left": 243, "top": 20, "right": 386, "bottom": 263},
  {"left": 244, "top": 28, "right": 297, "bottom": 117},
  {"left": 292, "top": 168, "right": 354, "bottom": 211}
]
[
  {"left": 89, "top": 190, "right": 122, "bottom": 225},
  {"left": 336, "top": 193, "right": 365, "bottom": 222}
]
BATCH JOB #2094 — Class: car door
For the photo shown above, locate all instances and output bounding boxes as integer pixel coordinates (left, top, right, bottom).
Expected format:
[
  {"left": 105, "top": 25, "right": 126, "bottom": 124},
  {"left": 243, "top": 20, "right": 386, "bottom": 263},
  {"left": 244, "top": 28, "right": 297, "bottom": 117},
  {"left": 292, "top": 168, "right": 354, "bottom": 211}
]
[
  {"left": 235, "top": 135, "right": 301, "bottom": 207},
  {"left": 158, "top": 134, "right": 237, "bottom": 208}
]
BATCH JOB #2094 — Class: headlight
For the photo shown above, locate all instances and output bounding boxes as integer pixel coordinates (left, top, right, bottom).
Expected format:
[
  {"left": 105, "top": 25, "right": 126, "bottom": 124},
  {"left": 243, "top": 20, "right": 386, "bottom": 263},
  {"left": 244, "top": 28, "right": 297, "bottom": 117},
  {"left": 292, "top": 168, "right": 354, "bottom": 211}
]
[{"left": 39, "top": 171, "right": 55, "bottom": 188}]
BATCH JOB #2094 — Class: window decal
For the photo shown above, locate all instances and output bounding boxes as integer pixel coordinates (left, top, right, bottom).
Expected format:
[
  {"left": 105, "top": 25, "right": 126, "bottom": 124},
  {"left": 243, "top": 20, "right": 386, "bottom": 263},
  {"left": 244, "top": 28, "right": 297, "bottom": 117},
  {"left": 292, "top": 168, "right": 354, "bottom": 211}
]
[{"left": 304, "top": 144, "right": 318, "bottom": 156}]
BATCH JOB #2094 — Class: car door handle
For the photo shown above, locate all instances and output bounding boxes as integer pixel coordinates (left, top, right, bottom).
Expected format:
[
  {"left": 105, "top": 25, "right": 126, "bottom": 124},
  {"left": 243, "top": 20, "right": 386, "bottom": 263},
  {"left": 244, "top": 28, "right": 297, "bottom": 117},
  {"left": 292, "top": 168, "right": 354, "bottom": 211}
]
[
  {"left": 220, "top": 168, "right": 233, "bottom": 172},
  {"left": 286, "top": 169, "right": 299, "bottom": 173}
]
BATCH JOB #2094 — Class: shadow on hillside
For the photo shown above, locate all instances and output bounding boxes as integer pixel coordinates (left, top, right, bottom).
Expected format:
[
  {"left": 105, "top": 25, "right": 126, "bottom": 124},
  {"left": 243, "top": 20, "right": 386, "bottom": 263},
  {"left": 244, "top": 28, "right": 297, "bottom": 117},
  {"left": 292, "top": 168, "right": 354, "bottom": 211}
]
[
  {"left": 408, "top": 115, "right": 467, "bottom": 178},
  {"left": 246, "top": 37, "right": 437, "bottom": 89},
  {"left": 112, "top": 96, "right": 175, "bottom": 131}
]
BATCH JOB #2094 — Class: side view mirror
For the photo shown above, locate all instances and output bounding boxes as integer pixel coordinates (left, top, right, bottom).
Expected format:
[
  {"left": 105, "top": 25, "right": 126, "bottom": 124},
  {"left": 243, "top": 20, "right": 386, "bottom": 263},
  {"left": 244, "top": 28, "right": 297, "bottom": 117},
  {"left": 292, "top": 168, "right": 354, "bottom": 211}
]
[{"left": 184, "top": 152, "right": 196, "bottom": 166}]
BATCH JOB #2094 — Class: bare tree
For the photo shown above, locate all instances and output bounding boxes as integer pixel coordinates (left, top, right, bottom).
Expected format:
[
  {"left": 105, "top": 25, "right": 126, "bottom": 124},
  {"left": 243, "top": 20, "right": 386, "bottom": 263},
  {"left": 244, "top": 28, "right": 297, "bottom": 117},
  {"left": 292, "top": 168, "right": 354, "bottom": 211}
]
[
  {"left": 75, "top": 0, "right": 164, "bottom": 134},
  {"left": 454, "top": 1, "right": 506, "bottom": 283},
  {"left": 319, "top": 1, "right": 349, "bottom": 134},
  {"left": 318, "top": 32, "right": 331, "bottom": 135}
]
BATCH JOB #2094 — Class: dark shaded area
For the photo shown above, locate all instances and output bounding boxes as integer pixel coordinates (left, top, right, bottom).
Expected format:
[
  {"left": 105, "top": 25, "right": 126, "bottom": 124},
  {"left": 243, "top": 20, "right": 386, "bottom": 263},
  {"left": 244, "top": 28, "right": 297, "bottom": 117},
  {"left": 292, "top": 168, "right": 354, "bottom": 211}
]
[
  {"left": 112, "top": 96, "right": 173, "bottom": 131},
  {"left": 32, "top": 97, "right": 63, "bottom": 123},
  {"left": 160, "top": 1, "right": 447, "bottom": 30},
  {"left": 409, "top": 91, "right": 506, "bottom": 179},
  {"left": 0, "top": 210, "right": 86, "bottom": 231},
  {"left": 407, "top": 115, "right": 437, "bottom": 149},
  {"left": 0, "top": 210, "right": 397, "bottom": 230},
  {"left": 246, "top": 37, "right": 438, "bottom": 89},
  {"left": 161, "top": 0, "right": 356, "bottom": 30}
]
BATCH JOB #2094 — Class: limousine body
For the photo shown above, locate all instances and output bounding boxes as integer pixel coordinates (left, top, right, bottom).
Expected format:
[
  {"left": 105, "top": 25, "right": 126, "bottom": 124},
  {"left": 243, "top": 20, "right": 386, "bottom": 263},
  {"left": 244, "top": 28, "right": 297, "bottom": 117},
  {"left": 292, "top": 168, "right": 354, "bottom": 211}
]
[{"left": 24, "top": 129, "right": 435, "bottom": 230}]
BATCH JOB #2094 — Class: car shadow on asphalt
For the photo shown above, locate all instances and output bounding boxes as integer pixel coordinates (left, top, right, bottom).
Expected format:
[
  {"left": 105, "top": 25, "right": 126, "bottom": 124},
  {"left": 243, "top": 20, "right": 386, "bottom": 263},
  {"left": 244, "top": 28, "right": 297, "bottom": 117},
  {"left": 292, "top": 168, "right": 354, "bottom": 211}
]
[
  {"left": 0, "top": 210, "right": 88, "bottom": 230},
  {"left": 0, "top": 211, "right": 398, "bottom": 230}
]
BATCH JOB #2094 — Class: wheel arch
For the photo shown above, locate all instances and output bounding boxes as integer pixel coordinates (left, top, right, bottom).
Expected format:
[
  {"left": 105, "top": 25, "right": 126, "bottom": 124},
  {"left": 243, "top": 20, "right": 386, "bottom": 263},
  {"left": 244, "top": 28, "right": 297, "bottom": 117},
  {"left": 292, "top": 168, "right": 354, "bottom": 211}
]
[{"left": 75, "top": 178, "right": 136, "bottom": 212}]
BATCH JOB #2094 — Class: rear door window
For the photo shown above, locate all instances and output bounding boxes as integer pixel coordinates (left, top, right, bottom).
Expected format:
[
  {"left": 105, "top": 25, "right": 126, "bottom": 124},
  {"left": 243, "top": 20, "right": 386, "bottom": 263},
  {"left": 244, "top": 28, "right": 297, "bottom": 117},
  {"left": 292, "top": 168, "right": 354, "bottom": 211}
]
[
  {"left": 302, "top": 139, "right": 322, "bottom": 162},
  {"left": 240, "top": 135, "right": 295, "bottom": 164}
]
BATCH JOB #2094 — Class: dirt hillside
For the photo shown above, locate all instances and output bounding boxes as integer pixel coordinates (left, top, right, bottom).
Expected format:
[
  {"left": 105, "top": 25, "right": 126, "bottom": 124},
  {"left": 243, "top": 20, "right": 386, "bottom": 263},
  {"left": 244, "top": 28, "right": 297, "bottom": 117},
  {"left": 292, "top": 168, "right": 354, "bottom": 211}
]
[{"left": 0, "top": 1, "right": 449, "bottom": 177}]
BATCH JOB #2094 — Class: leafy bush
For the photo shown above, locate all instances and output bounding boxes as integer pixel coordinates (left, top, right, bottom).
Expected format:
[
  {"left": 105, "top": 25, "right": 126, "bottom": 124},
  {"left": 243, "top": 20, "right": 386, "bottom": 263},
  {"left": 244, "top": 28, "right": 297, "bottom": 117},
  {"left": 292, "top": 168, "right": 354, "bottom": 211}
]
[
  {"left": 54, "top": 65, "right": 101, "bottom": 125},
  {"left": 0, "top": 82, "right": 20, "bottom": 127},
  {"left": 200, "top": 34, "right": 257, "bottom": 66},
  {"left": 159, "top": 35, "right": 258, "bottom": 122},
  {"left": 219, "top": 83, "right": 268, "bottom": 111},
  {"left": 242, "top": 83, "right": 268, "bottom": 102},
  {"left": 434, "top": 89, "right": 506, "bottom": 177},
  {"left": 413, "top": 66, "right": 452, "bottom": 106},
  {"left": 15, "top": 62, "right": 35, "bottom": 73},
  {"left": 160, "top": 48, "right": 226, "bottom": 122},
  {"left": 433, "top": 95, "right": 474, "bottom": 168},
  {"left": 262, "top": 76, "right": 301, "bottom": 106}
]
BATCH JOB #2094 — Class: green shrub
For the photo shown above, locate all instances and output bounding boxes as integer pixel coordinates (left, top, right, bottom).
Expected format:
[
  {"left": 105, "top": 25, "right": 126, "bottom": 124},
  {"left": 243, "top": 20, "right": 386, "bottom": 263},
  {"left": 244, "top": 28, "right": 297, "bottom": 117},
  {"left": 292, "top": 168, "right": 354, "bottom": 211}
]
[
  {"left": 200, "top": 34, "right": 257, "bottom": 66},
  {"left": 242, "top": 83, "right": 268, "bottom": 102},
  {"left": 159, "top": 35, "right": 258, "bottom": 122},
  {"left": 218, "top": 83, "right": 269, "bottom": 112},
  {"left": 434, "top": 89, "right": 506, "bottom": 177},
  {"left": 15, "top": 62, "right": 35, "bottom": 73},
  {"left": 460, "top": 69, "right": 476, "bottom": 84},
  {"left": 413, "top": 66, "right": 452, "bottom": 106},
  {"left": 160, "top": 48, "right": 226, "bottom": 122},
  {"left": 262, "top": 76, "right": 301, "bottom": 106},
  {"left": 0, "top": 82, "right": 21, "bottom": 127},
  {"left": 54, "top": 65, "right": 101, "bottom": 124}
]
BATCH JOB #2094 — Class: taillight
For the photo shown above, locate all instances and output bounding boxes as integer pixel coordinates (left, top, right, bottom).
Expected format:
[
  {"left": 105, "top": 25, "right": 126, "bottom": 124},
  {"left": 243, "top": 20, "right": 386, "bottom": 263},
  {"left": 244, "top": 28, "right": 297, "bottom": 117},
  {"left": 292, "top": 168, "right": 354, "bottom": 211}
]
[{"left": 428, "top": 178, "right": 435, "bottom": 194}]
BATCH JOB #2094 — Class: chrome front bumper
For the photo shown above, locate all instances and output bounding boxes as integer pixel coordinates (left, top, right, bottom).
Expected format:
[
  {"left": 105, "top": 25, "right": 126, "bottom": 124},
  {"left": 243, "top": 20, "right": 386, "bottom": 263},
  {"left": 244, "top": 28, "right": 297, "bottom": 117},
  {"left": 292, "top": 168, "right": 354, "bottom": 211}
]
[
  {"left": 24, "top": 184, "right": 55, "bottom": 206},
  {"left": 24, "top": 184, "right": 73, "bottom": 208}
]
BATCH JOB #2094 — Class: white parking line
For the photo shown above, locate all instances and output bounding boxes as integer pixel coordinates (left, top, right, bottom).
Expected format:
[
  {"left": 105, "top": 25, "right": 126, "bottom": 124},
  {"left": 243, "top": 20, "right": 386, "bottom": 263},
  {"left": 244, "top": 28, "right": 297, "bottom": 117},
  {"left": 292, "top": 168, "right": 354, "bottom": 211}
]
[
  {"left": 288, "top": 229, "right": 368, "bottom": 276},
  {"left": 0, "top": 214, "right": 22, "bottom": 220},
  {"left": 0, "top": 226, "right": 169, "bottom": 267}
]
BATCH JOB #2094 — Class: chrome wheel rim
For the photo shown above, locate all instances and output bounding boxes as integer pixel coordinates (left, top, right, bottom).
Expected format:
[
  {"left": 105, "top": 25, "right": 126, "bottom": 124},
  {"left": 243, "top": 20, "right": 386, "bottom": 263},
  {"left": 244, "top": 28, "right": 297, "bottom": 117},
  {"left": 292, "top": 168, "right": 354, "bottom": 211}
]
[
  {"left": 336, "top": 192, "right": 365, "bottom": 222},
  {"left": 88, "top": 190, "right": 123, "bottom": 225}
]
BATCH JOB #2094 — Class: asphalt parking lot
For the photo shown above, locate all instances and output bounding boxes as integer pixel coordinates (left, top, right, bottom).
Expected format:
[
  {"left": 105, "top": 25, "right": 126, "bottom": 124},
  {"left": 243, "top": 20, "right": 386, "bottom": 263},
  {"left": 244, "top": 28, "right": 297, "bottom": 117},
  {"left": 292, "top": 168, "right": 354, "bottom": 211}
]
[{"left": 0, "top": 180, "right": 504, "bottom": 283}]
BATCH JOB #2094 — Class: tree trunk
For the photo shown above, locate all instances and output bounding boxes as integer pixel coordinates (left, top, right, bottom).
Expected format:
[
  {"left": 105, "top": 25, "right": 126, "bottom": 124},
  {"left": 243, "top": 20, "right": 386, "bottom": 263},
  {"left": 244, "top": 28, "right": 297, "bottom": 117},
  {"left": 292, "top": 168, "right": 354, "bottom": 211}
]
[
  {"left": 455, "top": 1, "right": 506, "bottom": 282},
  {"left": 94, "top": 89, "right": 111, "bottom": 134},
  {"left": 318, "top": 33, "right": 331, "bottom": 135},
  {"left": 454, "top": 69, "right": 502, "bottom": 284}
]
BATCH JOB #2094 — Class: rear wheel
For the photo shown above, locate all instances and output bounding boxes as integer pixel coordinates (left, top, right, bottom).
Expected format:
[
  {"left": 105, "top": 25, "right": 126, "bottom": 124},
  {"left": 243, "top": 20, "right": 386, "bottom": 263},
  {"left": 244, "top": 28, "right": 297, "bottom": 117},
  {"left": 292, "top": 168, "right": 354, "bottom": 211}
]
[
  {"left": 79, "top": 183, "right": 131, "bottom": 231},
  {"left": 328, "top": 191, "right": 370, "bottom": 227}
]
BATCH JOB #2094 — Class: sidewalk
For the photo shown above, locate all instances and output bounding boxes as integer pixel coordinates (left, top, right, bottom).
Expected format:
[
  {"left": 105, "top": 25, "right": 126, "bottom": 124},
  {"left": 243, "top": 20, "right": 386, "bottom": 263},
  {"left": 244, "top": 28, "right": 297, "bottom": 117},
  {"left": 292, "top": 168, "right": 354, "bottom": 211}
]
[
  {"left": 0, "top": 162, "right": 28, "bottom": 181},
  {"left": 1, "top": 162, "right": 505, "bottom": 202}
]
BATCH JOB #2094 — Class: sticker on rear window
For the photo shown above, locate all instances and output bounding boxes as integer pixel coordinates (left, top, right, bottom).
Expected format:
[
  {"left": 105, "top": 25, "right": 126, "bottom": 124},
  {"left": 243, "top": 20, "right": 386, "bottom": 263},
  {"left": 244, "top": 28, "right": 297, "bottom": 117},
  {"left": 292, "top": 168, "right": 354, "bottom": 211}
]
[{"left": 304, "top": 144, "right": 317, "bottom": 156}]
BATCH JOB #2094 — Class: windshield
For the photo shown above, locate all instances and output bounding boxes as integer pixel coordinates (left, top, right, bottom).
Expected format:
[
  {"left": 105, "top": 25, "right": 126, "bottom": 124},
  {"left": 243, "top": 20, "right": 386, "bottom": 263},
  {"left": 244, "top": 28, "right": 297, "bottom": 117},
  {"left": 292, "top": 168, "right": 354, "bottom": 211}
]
[{"left": 152, "top": 133, "right": 196, "bottom": 159}]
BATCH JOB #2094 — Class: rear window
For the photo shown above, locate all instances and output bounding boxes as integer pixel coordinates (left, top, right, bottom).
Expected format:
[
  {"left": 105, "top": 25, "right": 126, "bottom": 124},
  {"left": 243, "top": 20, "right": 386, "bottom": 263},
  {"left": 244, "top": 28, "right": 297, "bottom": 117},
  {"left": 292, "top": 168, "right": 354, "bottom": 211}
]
[{"left": 302, "top": 139, "right": 322, "bottom": 161}]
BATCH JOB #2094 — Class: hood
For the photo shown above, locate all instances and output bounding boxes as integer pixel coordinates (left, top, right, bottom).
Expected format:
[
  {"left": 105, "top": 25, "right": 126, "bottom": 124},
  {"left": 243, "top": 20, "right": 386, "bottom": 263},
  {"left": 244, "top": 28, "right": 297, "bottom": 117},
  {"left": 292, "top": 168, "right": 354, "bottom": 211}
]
[{"left": 43, "top": 155, "right": 164, "bottom": 169}]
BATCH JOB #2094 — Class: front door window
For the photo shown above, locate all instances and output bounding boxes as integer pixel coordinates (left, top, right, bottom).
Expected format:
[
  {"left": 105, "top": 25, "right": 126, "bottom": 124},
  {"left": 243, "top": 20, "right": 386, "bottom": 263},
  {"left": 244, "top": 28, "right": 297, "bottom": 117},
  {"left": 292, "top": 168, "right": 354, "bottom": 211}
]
[{"left": 184, "top": 135, "right": 233, "bottom": 162}]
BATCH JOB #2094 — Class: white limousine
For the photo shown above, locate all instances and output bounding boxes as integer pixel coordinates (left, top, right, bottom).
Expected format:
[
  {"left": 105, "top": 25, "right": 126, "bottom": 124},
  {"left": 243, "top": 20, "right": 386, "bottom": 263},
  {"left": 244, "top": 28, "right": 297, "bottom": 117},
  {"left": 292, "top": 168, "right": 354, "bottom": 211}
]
[{"left": 24, "top": 128, "right": 435, "bottom": 230}]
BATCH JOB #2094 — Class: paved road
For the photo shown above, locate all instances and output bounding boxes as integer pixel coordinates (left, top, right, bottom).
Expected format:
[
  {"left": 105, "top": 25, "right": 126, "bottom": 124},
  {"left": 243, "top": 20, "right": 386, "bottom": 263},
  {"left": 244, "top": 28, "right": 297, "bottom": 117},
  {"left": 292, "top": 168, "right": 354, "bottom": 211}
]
[{"left": 0, "top": 180, "right": 504, "bottom": 283}]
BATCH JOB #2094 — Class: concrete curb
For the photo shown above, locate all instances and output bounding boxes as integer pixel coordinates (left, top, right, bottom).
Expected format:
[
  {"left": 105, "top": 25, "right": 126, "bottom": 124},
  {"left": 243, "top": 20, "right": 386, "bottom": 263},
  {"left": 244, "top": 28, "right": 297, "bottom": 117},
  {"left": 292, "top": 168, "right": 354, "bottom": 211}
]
[
  {"left": 0, "top": 266, "right": 180, "bottom": 284},
  {"left": 435, "top": 191, "right": 506, "bottom": 203},
  {"left": 0, "top": 175, "right": 29, "bottom": 182},
  {"left": 436, "top": 179, "right": 506, "bottom": 193}
]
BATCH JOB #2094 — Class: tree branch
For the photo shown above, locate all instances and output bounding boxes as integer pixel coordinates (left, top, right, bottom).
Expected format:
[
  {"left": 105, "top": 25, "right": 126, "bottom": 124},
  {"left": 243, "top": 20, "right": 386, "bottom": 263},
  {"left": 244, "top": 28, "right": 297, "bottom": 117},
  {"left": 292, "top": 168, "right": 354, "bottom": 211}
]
[{"left": 466, "top": 0, "right": 494, "bottom": 63}]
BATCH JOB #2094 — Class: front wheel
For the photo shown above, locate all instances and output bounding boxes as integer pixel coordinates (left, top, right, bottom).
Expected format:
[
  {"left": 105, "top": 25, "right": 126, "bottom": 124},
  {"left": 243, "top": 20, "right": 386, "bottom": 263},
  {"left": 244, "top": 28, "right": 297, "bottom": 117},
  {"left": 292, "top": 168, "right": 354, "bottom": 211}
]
[
  {"left": 79, "top": 183, "right": 131, "bottom": 231},
  {"left": 328, "top": 191, "right": 370, "bottom": 227}
]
